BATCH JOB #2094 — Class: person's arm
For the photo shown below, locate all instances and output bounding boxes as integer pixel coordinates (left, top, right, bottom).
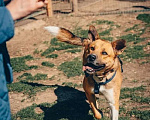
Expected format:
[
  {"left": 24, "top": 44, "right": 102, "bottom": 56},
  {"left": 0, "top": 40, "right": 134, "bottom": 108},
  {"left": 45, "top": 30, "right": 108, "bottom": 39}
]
[
  {"left": 0, "top": 0, "right": 47, "bottom": 44},
  {"left": 0, "top": 7, "right": 14, "bottom": 44},
  {"left": 6, "top": 0, "right": 48, "bottom": 20}
]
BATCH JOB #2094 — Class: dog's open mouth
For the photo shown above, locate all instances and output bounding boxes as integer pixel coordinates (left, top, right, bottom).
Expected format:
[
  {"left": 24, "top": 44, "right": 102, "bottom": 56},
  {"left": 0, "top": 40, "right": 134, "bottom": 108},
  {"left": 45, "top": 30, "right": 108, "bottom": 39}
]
[{"left": 83, "top": 63, "right": 105, "bottom": 74}]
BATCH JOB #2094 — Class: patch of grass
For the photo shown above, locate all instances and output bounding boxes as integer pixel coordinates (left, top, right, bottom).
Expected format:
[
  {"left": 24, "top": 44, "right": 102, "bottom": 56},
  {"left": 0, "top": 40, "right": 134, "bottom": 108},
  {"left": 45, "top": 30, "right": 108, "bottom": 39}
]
[
  {"left": 92, "top": 20, "right": 114, "bottom": 25},
  {"left": 120, "top": 34, "right": 146, "bottom": 44},
  {"left": 34, "top": 73, "right": 48, "bottom": 80},
  {"left": 120, "top": 85, "right": 149, "bottom": 104},
  {"left": 7, "top": 81, "right": 56, "bottom": 98},
  {"left": 17, "top": 73, "right": 48, "bottom": 81},
  {"left": 41, "top": 47, "right": 56, "bottom": 56},
  {"left": 62, "top": 82, "right": 82, "bottom": 88},
  {"left": 73, "top": 27, "right": 88, "bottom": 38},
  {"left": 119, "top": 116, "right": 130, "bottom": 120},
  {"left": 41, "top": 61, "right": 55, "bottom": 68},
  {"left": 43, "top": 41, "right": 50, "bottom": 45},
  {"left": 10, "top": 55, "right": 38, "bottom": 72},
  {"left": 65, "top": 49, "right": 81, "bottom": 53},
  {"left": 125, "top": 24, "right": 139, "bottom": 32},
  {"left": 121, "top": 85, "right": 146, "bottom": 93},
  {"left": 33, "top": 48, "right": 42, "bottom": 54},
  {"left": 58, "top": 57, "right": 83, "bottom": 78},
  {"left": 46, "top": 54, "right": 58, "bottom": 59},
  {"left": 17, "top": 73, "right": 33, "bottom": 81},
  {"left": 12, "top": 104, "right": 44, "bottom": 120},
  {"left": 121, "top": 45, "right": 150, "bottom": 60},
  {"left": 50, "top": 38, "right": 65, "bottom": 46},
  {"left": 101, "top": 37, "right": 114, "bottom": 41},
  {"left": 140, "top": 60, "right": 149, "bottom": 65},
  {"left": 128, "top": 109, "right": 150, "bottom": 120},
  {"left": 137, "top": 14, "right": 150, "bottom": 24},
  {"left": 99, "top": 28, "right": 112, "bottom": 36},
  {"left": 41, "top": 38, "right": 79, "bottom": 56}
]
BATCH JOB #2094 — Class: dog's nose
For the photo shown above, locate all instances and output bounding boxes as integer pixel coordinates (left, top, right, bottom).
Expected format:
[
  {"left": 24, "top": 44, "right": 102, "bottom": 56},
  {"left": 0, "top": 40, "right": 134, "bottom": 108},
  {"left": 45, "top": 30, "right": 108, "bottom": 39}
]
[{"left": 88, "top": 54, "right": 96, "bottom": 62}]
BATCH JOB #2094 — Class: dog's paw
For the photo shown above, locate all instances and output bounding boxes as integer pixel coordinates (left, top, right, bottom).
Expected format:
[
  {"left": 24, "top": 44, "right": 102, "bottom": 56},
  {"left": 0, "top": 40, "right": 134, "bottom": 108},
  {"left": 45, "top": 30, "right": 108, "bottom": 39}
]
[{"left": 94, "top": 109, "right": 103, "bottom": 119}]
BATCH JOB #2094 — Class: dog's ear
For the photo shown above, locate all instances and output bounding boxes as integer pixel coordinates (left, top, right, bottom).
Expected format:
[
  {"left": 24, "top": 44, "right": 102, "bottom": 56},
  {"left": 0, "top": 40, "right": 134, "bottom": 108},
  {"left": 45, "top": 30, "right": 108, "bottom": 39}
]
[
  {"left": 111, "top": 39, "right": 126, "bottom": 55},
  {"left": 88, "top": 25, "right": 100, "bottom": 41},
  {"left": 45, "top": 26, "right": 90, "bottom": 46}
]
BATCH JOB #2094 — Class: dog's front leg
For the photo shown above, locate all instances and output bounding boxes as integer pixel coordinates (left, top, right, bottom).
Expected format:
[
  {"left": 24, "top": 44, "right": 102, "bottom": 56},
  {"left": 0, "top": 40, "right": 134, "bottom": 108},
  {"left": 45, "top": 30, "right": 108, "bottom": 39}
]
[
  {"left": 85, "top": 92, "right": 102, "bottom": 119},
  {"left": 83, "top": 77, "right": 102, "bottom": 119},
  {"left": 101, "top": 86, "right": 119, "bottom": 120},
  {"left": 109, "top": 102, "right": 119, "bottom": 120}
]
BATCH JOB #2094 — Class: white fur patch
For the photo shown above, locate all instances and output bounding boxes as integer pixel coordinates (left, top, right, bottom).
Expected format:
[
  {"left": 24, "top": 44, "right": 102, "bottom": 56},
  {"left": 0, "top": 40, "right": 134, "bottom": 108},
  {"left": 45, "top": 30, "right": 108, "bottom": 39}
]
[
  {"left": 100, "top": 86, "right": 118, "bottom": 120},
  {"left": 44, "top": 26, "right": 60, "bottom": 36}
]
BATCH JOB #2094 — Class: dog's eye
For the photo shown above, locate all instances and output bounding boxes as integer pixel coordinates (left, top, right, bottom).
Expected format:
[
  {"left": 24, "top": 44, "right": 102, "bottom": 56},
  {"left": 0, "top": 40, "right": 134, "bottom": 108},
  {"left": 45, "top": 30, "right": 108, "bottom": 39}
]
[
  {"left": 102, "top": 51, "right": 108, "bottom": 55},
  {"left": 90, "top": 47, "right": 95, "bottom": 51}
]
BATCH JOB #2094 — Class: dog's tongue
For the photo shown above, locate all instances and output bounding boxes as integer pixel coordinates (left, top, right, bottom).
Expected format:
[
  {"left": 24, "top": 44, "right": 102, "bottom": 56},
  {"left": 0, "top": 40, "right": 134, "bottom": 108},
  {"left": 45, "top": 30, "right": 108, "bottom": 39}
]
[{"left": 82, "top": 66, "right": 93, "bottom": 71}]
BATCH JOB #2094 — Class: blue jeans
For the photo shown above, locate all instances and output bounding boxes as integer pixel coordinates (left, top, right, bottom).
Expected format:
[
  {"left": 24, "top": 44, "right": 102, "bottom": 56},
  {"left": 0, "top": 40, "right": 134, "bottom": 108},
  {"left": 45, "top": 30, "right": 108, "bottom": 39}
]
[{"left": 0, "top": 55, "right": 11, "bottom": 120}]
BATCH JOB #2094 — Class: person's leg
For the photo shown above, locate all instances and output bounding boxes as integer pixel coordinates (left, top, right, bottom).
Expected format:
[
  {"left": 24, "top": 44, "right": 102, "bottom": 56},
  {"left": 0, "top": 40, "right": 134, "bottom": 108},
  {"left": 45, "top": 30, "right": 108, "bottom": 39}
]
[{"left": 0, "top": 55, "right": 11, "bottom": 120}]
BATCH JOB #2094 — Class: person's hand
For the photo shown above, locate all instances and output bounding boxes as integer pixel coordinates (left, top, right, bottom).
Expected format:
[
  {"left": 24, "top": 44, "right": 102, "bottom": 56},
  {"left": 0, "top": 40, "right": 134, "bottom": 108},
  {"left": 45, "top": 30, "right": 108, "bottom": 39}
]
[{"left": 6, "top": 0, "right": 48, "bottom": 20}]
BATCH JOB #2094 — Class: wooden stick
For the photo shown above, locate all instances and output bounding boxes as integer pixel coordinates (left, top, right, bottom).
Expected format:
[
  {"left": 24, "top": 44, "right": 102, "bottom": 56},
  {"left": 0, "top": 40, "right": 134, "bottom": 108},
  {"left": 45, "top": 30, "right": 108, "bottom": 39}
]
[
  {"left": 46, "top": 0, "right": 53, "bottom": 17},
  {"left": 72, "top": 0, "right": 78, "bottom": 13}
]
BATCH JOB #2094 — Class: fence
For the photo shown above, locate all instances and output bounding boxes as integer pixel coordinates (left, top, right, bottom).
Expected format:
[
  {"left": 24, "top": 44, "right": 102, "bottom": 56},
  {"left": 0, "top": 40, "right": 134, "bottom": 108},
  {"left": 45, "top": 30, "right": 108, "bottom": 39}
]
[{"left": 16, "top": 0, "right": 150, "bottom": 22}]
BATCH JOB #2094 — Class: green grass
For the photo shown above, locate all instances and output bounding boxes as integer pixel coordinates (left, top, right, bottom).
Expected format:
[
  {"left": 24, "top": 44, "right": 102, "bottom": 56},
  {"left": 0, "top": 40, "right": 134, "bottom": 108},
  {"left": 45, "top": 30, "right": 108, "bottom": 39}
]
[
  {"left": 41, "top": 38, "right": 79, "bottom": 56},
  {"left": 33, "top": 48, "right": 42, "bottom": 54},
  {"left": 137, "top": 14, "right": 150, "bottom": 24},
  {"left": 120, "top": 34, "right": 146, "bottom": 44},
  {"left": 99, "top": 28, "right": 113, "bottom": 36},
  {"left": 41, "top": 61, "right": 55, "bottom": 68},
  {"left": 73, "top": 27, "right": 88, "bottom": 38},
  {"left": 120, "top": 85, "right": 150, "bottom": 104},
  {"left": 12, "top": 104, "right": 44, "bottom": 120},
  {"left": 121, "top": 45, "right": 150, "bottom": 60},
  {"left": 46, "top": 54, "right": 58, "bottom": 58},
  {"left": 10, "top": 55, "right": 38, "bottom": 72},
  {"left": 17, "top": 73, "right": 49, "bottom": 81},
  {"left": 62, "top": 82, "right": 82, "bottom": 88},
  {"left": 41, "top": 47, "right": 56, "bottom": 56},
  {"left": 65, "top": 48, "right": 81, "bottom": 53},
  {"left": 124, "top": 24, "right": 139, "bottom": 32},
  {"left": 8, "top": 81, "right": 56, "bottom": 98},
  {"left": 58, "top": 57, "right": 83, "bottom": 78},
  {"left": 128, "top": 109, "right": 150, "bottom": 120},
  {"left": 91, "top": 20, "right": 114, "bottom": 25}
]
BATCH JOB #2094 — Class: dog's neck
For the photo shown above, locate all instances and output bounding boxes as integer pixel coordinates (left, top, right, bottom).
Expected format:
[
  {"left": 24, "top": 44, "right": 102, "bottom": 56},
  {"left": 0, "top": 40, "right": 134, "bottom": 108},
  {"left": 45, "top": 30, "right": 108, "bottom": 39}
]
[{"left": 93, "top": 69, "right": 115, "bottom": 83}]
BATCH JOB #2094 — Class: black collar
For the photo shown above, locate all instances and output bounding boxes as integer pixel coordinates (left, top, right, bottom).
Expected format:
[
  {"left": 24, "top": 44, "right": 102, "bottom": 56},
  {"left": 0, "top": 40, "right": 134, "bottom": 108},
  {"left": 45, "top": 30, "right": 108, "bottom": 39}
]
[{"left": 93, "top": 71, "right": 116, "bottom": 94}]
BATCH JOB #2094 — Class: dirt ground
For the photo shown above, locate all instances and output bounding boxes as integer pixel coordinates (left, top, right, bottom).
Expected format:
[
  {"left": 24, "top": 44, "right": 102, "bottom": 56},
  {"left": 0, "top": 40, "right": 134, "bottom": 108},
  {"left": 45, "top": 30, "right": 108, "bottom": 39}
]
[{"left": 6, "top": 0, "right": 150, "bottom": 118}]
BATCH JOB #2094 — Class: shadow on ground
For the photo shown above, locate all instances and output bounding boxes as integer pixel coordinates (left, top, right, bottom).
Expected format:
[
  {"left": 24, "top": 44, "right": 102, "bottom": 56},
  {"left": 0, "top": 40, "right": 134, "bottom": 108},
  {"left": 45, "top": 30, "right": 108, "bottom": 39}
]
[{"left": 40, "top": 86, "right": 94, "bottom": 120}]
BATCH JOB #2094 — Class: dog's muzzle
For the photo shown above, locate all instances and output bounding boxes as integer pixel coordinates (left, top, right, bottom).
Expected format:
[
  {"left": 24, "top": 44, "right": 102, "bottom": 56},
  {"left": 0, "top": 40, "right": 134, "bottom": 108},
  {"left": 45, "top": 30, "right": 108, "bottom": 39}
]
[
  {"left": 83, "top": 62, "right": 105, "bottom": 74},
  {"left": 87, "top": 54, "right": 97, "bottom": 62},
  {"left": 83, "top": 54, "right": 105, "bottom": 74}
]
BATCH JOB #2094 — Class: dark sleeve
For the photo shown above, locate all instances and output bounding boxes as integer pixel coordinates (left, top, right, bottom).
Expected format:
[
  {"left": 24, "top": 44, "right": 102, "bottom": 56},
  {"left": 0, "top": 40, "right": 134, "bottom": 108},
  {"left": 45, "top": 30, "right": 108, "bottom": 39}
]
[{"left": 0, "top": 7, "right": 14, "bottom": 44}]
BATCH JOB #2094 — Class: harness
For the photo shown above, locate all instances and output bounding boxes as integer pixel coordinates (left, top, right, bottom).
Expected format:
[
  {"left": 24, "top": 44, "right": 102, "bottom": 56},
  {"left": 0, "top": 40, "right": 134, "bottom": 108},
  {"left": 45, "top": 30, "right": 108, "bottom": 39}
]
[
  {"left": 84, "top": 56, "right": 123, "bottom": 94},
  {"left": 94, "top": 71, "right": 116, "bottom": 94}
]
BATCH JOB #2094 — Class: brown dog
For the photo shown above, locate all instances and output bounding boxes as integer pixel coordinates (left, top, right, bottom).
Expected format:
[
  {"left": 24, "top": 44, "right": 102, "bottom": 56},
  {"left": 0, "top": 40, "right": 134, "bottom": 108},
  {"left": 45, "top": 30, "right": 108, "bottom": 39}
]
[{"left": 45, "top": 25, "right": 126, "bottom": 120}]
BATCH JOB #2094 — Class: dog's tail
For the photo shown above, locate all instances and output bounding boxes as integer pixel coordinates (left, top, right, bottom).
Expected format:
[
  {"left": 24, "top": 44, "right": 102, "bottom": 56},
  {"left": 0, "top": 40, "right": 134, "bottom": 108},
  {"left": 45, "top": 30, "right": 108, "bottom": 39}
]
[{"left": 45, "top": 26, "right": 89, "bottom": 46}]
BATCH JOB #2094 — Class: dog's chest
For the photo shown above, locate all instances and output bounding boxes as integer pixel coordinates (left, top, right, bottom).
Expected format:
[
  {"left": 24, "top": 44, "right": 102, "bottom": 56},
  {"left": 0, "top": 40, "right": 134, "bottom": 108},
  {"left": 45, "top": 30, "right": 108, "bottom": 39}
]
[
  {"left": 91, "top": 83, "right": 115, "bottom": 104},
  {"left": 100, "top": 85, "right": 115, "bottom": 104}
]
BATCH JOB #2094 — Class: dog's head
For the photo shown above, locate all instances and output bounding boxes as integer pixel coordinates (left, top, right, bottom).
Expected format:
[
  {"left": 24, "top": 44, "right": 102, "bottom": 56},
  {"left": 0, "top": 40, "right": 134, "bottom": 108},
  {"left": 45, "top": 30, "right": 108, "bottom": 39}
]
[
  {"left": 83, "top": 26, "right": 126, "bottom": 76},
  {"left": 45, "top": 25, "right": 126, "bottom": 76}
]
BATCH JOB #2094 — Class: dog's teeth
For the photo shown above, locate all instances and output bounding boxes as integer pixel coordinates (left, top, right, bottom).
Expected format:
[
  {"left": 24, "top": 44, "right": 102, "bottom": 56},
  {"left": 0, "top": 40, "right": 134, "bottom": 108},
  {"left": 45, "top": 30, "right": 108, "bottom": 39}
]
[{"left": 87, "top": 69, "right": 94, "bottom": 72}]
